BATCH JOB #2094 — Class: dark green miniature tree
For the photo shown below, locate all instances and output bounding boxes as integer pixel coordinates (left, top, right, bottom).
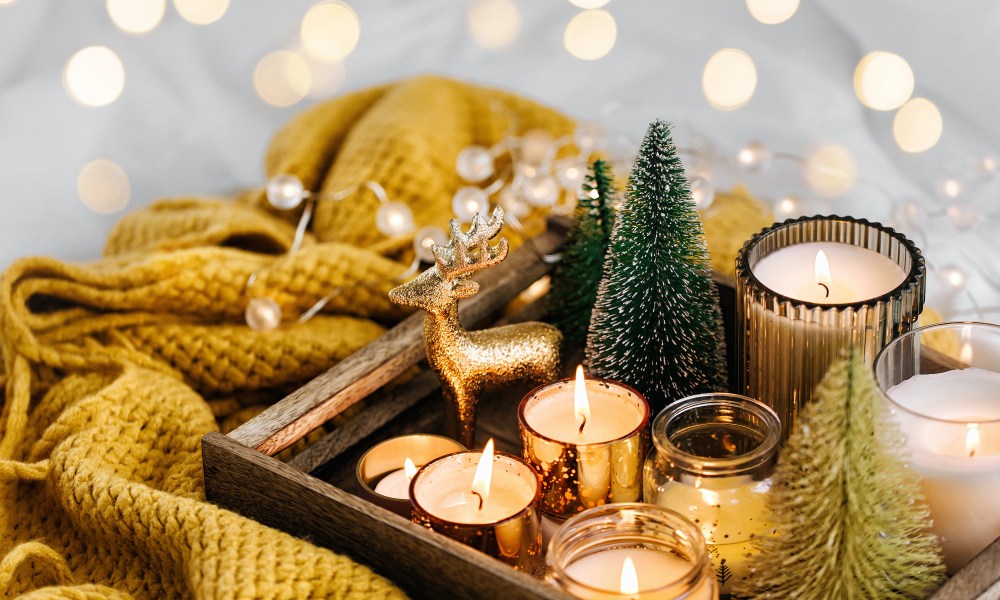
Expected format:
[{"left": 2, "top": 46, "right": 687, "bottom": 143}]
[
  {"left": 740, "top": 351, "right": 945, "bottom": 599},
  {"left": 547, "top": 160, "right": 616, "bottom": 350},
  {"left": 585, "top": 120, "right": 726, "bottom": 413}
]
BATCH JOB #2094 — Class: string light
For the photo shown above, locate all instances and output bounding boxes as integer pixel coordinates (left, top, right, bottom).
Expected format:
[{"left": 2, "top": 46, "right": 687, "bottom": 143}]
[
  {"left": 467, "top": 0, "right": 521, "bottom": 50},
  {"left": 937, "top": 177, "right": 964, "bottom": 200},
  {"left": 254, "top": 51, "right": 311, "bottom": 107},
  {"left": 563, "top": 9, "right": 617, "bottom": 61},
  {"left": 688, "top": 175, "right": 715, "bottom": 210},
  {"left": 938, "top": 265, "right": 967, "bottom": 292},
  {"left": 173, "top": 0, "right": 229, "bottom": 25},
  {"left": 266, "top": 174, "right": 308, "bottom": 210},
  {"left": 573, "top": 121, "right": 605, "bottom": 152},
  {"left": 854, "top": 51, "right": 914, "bottom": 111},
  {"left": 452, "top": 187, "right": 490, "bottom": 222},
  {"left": 375, "top": 201, "right": 415, "bottom": 236},
  {"left": 245, "top": 297, "right": 283, "bottom": 333},
  {"left": 702, "top": 48, "right": 757, "bottom": 111},
  {"left": 945, "top": 201, "right": 980, "bottom": 232},
  {"left": 519, "top": 174, "right": 560, "bottom": 207},
  {"left": 78, "top": 159, "right": 131, "bottom": 214},
  {"left": 301, "top": 1, "right": 360, "bottom": 62},
  {"left": 107, "top": 0, "right": 166, "bottom": 34},
  {"left": 554, "top": 158, "right": 586, "bottom": 192},
  {"left": 745, "top": 0, "right": 799, "bottom": 25},
  {"left": 893, "top": 97, "right": 942, "bottom": 153},
  {"left": 804, "top": 143, "right": 857, "bottom": 197},
  {"left": 63, "top": 46, "right": 125, "bottom": 107},
  {"left": 773, "top": 194, "right": 800, "bottom": 217},
  {"left": 737, "top": 141, "right": 773, "bottom": 171},
  {"left": 413, "top": 226, "right": 448, "bottom": 263},
  {"left": 456, "top": 145, "right": 496, "bottom": 183}
]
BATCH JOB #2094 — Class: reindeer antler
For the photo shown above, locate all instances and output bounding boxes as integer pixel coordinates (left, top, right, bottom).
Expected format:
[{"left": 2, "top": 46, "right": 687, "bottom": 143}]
[{"left": 432, "top": 207, "right": 509, "bottom": 281}]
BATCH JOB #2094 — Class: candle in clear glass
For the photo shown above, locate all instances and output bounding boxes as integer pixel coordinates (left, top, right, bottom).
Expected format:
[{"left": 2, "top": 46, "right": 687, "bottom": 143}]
[
  {"left": 409, "top": 448, "right": 544, "bottom": 574},
  {"left": 874, "top": 322, "right": 1000, "bottom": 573},
  {"left": 519, "top": 374, "right": 649, "bottom": 521},
  {"left": 643, "top": 393, "right": 780, "bottom": 595},
  {"left": 356, "top": 434, "right": 466, "bottom": 517},
  {"left": 547, "top": 503, "right": 717, "bottom": 599},
  {"left": 735, "top": 215, "right": 925, "bottom": 438}
]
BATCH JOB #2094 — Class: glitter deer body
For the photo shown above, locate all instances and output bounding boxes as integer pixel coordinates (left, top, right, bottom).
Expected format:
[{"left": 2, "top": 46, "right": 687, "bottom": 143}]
[{"left": 388, "top": 208, "right": 562, "bottom": 447}]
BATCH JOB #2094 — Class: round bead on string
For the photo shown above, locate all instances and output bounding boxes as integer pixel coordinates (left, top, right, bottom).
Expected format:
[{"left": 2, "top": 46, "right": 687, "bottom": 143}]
[
  {"left": 773, "top": 194, "right": 801, "bottom": 217},
  {"left": 946, "top": 201, "right": 980, "bottom": 231},
  {"left": 936, "top": 177, "right": 964, "bottom": 201},
  {"left": 554, "top": 158, "right": 586, "bottom": 191},
  {"left": 413, "top": 225, "right": 448, "bottom": 263},
  {"left": 266, "top": 174, "right": 308, "bottom": 210},
  {"left": 519, "top": 129, "right": 554, "bottom": 166},
  {"left": 375, "top": 201, "right": 415, "bottom": 236},
  {"left": 245, "top": 297, "right": 282, "bottom": 332},
  {"left": 688, "top": 175, "right": 715, "bottom": 210},
  {"left": 938, "top": 265, "right": 967, "bottom": 291},
  {"left": 456, "top": 145, "right": 495, "bottom": 183},
  {"left": 498, "top": 186, "right": 531, "bottom": 218},
  {"left": 520, "top": 174, "right": 560, "bottom": 207},
  {"left": 736, "top": 141, "right": 773, "bottom": 172},
  {"left": 573, "top": 121, "right": 605, "bottom": 153},
  {"left": 452, "top": 186, "right": 490, "bottom": 222}
]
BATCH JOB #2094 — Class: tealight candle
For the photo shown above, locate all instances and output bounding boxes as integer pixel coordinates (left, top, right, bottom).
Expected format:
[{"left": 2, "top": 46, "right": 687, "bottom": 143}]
[
  {"left": 409, "top": 439, "right": 544, "bottom": 573},
  {"left": 547, "top": 503, "right": 717, "bottom": 599},
  {"left": 735, "top": 215, "right": 925, "bottom": 437},
  {"left": 519, "top": 366, "right": 650, "bottom": 520},
  {"left": 356, "top": 434, "right": 465, "bottom": 517},
  {"left": 875, "top": 322, "right": 1000, "bottom": 573}
]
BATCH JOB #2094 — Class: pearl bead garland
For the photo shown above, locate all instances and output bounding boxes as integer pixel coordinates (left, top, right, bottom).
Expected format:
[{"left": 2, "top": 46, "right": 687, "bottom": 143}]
[
  {"left": 245, "top": 297, "right": 282, "bottom": 332},
  {"left": 266, "top": 174, "right": 308, "bottom": 210},
  {"left": 452, "top": 186, "right": 489, "bottom": 222},
  {"left": 456, "top": 145, "right": 495, "bottom": 183},
  {"left": 375, "top": 201, "right": 415, "bottom": 236}
]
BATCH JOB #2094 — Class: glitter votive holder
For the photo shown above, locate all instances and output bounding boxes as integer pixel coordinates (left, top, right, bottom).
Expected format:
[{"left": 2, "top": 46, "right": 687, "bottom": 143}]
[
  {"left": 356, "top": 434, "right": 466, "bottom": 517},
  {"left": 409, "top": 450, "right": 544, "bottom": 575},
  {"left": 642, "top": 393, "right": 780, "bottom": 595},
  {"left": 546, "top": 503, "right": 717, "bottom": 599},
  {"left": 518, "top": 378, "right": 650, "bottom": 521},
  {"left": 735, "top": 215, "right": 925, "bottom": 438}
]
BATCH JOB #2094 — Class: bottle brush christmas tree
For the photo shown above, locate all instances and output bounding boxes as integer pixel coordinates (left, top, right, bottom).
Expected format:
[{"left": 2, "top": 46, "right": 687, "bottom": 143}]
[
  {"left": 739, "top": 350, "right": 945, "bottom": 599},
  {"left": 548, "top": 159, "right": 616, "bottom": 350},
  {"left": 585, "top": 120, "right": 726, "bottom": 413}
]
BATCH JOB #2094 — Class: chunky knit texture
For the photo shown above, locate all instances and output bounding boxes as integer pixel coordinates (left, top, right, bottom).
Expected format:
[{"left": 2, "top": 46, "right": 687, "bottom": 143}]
[{"left": 0, "top": 74, "right": 791, "bottom": 599}]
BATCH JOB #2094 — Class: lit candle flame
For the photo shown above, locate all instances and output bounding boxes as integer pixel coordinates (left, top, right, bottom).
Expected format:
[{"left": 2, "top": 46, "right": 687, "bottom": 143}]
[
  {"left": 815, "top": 249, "right": 832, "bottom": 298},
  {"left": 967, "top": 424, "right": 980, "bottom": 458},
  {"left": 620, "top": 556, "right": 639, "bottom": 595},
  {"left": 403, "top": 457, "right": 417, "bottom": 481},
  {"left": 574, "top": 364, "right": 591, "bottom": 434},
  {"left": 471, "top": 438, "right": 494, "bottom": 510}
]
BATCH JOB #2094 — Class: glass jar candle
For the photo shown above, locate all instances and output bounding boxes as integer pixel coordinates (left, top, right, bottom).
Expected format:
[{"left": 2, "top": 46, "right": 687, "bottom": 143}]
[
  {"left": 874, "top": 321, "right": 1000, "bottom": 573},
  {"left": 735, "top": 215, "right": 925, "bottom": 438},
  {"left": 410, "top": 446, "right": 544, "bottom": 574},
  {"left": 643, "top": 393, "right": 780, "bottom": 595},
  {"left": 547, "top": 503, "right": 717, "bottom": 599}
]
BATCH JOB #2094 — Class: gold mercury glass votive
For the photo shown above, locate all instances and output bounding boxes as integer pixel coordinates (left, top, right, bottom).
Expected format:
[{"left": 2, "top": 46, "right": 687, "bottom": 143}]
[
  {"left": 409, "top": 448, "right": 544, "bottom": 575},
  {"left": 519, "top": 374, "right": 650, "bottom": 522},
  {"left": 735, "top": 215, "right": 925, "bottom": 438},
  {"left": 356, "top": 434, "right": 466, "bottom": 517}
]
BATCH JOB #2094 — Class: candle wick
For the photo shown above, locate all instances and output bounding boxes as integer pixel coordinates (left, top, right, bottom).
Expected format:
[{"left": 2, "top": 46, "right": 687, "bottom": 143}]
[
  {"left": 818, "top": 282, "right": 830, "bottom": 298},
  {"left": 472, "top": 490, "right": 484, "bottom": 510},
  {"left": 578, "top": 415, "right": 587, "bottom": 434},
  {"left": 970, "top": 448, "right": 976, "bottom": 458}
]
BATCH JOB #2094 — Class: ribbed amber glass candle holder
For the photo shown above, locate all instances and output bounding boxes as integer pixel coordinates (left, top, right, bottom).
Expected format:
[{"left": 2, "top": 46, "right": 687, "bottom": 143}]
[{"left": 735, "top": 215, "right": 925, "bottom": 438}]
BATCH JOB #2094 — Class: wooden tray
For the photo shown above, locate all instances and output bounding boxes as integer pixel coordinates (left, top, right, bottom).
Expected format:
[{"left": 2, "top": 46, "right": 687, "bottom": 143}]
[{"left": 202, "top": 220, "right": 998, "bottom": 600}]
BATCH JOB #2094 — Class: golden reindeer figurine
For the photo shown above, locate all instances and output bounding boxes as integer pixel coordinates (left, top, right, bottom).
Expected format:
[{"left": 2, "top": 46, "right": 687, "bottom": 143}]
[{"left": 389, "top": 207, "right": 562, "bottom": 447}]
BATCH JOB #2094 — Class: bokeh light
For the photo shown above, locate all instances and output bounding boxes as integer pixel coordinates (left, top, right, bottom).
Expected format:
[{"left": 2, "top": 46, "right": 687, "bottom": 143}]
[
  {"left": 893, "top": 97, "right": 942, "bottom": 153},
  {"left": 78, "top": 159, "right": 130, "bottom": 214},
  {"left": 107, "top": 0, "right": 165, "bottom": 34},
  {"left": 702, "top": 48, "right": 756, "bottom": 110},
  {"left": 304, "top": 55, "right": 346, "bottom": 98},
  {"left": 301, "top": 1, "right": 360, "bottom": 61},
  {"left": 63, "top": 46, "right": 125, "bottom": 107},
  {"left": 804, "top": 144, "right": 857, "bottom": 197},
  {"left": 564, "top": 10, "right": 617, "bottom": 61},
  {"left": 854, "top": 51, "right": 914, "bottom": 111},
  {"left": 173, "top": 0, "right": 229, "bottom": 25},
  {"left": 254, "top": 51, "right": 311, "bottom": 107},
  {"left": 569, "top": 0, "right": 609, "bottom": 8},
  {"left": 468, "top": 0, "right": 521, "bottom": 50},
  {"left": 745, "top": 0, "right": 799, "bottom": 24}
]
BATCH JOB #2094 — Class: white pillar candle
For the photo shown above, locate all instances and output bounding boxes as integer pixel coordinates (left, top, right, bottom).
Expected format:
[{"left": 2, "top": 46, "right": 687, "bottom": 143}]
[
  {"left": 562, "top": 548, "right": 715, "bottom": 600},
  {"left": 751, "top": 242, "right": 906, "bottom": 305},
  {"left": 887, "top": 367, "right": 1000, "bottom": 572}
]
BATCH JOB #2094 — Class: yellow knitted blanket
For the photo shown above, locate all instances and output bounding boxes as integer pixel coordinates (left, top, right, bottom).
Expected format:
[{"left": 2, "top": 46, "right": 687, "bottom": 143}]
[{"left": 0, "top": 75, "right": 776, "bottom": 599}]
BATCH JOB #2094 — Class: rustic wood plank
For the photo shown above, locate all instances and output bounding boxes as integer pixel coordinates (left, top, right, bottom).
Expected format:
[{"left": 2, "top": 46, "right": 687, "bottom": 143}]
[
  {"left": 203, "top": 432, "right": 571, "bottom": 600},
  {"left": 230, "top": 227, "right": 565, "bottom": 455},
  {"left": 930, "top": 536, "right": 1000, "bottom": 600},
  {"left": 287, "top": 370, "right": 442, "bottom": 474}
]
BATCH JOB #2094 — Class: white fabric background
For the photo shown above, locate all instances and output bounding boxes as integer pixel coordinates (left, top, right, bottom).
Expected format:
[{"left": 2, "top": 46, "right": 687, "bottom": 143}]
[{"left": 0, "top": 0, "right": 996, "bottom": 319}]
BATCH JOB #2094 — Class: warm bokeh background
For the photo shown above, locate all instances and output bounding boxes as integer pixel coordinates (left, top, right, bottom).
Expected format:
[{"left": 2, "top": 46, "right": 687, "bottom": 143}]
[{"left": 0, "top": 0, "right": 996, "bottom": 320}]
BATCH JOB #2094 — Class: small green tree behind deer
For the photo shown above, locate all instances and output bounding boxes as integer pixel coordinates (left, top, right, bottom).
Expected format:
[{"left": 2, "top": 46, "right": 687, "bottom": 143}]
[
  {"left": 548, "top": 159, "right": 616, "bottom": 350},
  {"left": 586, "top": 119, "right": 726, "bottom": 414},
  {"left": 739, "top": 349, "right": 945, "bottom": 599}
]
